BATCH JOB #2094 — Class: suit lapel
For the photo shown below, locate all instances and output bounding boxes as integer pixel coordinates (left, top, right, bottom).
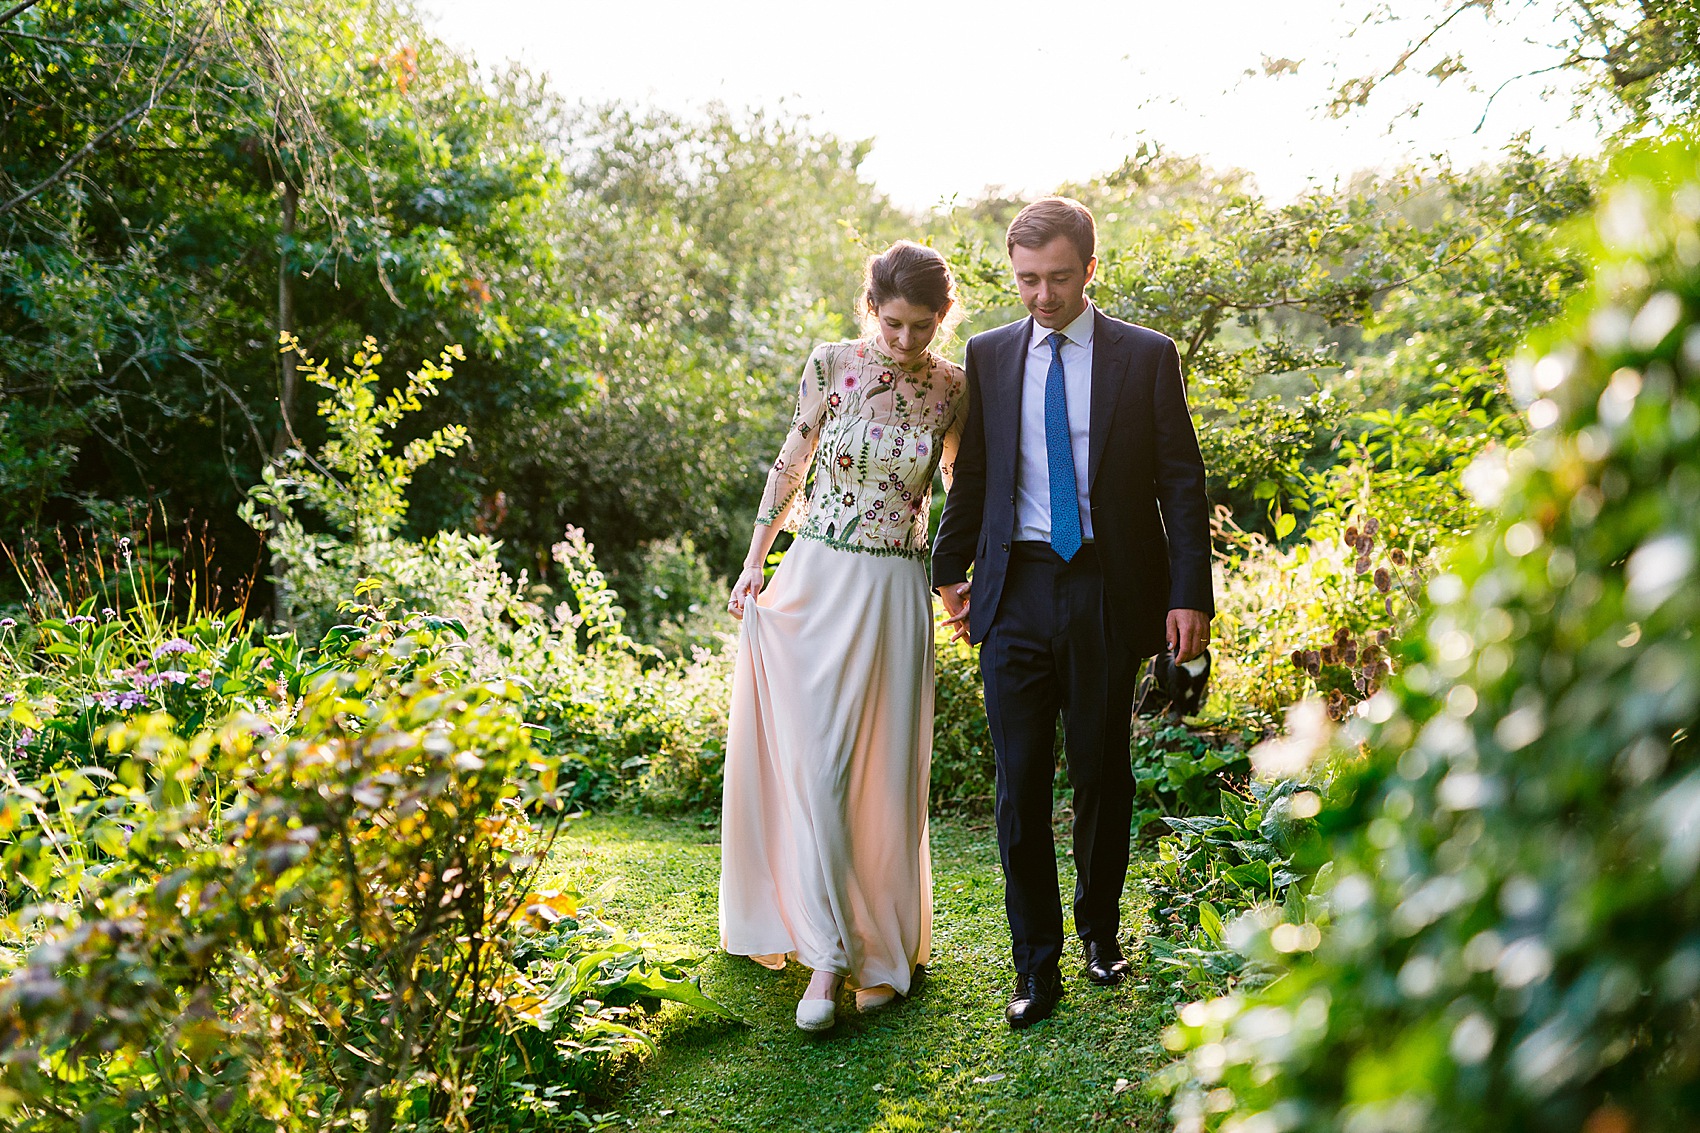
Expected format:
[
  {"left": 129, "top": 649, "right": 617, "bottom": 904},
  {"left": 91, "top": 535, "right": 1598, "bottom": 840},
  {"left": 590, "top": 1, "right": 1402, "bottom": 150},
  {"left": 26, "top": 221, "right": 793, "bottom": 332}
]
[
  {"left": 991, "top": 317, "right": 1031, "bottom": 487},
  {"left": 1088, "top": 309, "right": 1127, "bottom": 489}
]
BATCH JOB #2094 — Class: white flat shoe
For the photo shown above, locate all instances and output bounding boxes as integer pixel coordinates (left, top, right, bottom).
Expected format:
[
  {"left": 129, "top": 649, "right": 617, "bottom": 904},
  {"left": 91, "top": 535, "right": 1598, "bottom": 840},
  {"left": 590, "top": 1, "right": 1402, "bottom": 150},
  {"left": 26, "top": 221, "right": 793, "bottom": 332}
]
[
  {"left": 855, "top": 985, "right": 897, "bottom": 1013},
  {"left": 795, "top": 997, "right": 837, "bottom": 1032}
]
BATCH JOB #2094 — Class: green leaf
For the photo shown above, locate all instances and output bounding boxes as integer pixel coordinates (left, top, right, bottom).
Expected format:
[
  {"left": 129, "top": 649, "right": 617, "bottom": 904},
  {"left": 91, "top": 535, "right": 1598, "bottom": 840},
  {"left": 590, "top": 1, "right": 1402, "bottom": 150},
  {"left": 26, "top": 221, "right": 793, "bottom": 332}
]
[{"left": 1199, "top": 901, "right": 1226, "bottom": 946}]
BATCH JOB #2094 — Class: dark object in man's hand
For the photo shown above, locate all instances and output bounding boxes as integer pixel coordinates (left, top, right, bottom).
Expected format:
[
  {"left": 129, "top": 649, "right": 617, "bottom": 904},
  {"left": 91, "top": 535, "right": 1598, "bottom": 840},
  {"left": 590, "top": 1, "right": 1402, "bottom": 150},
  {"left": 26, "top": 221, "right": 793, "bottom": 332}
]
[{"left": 1135, "top": 648, "right": 1212, "bottom": 719}]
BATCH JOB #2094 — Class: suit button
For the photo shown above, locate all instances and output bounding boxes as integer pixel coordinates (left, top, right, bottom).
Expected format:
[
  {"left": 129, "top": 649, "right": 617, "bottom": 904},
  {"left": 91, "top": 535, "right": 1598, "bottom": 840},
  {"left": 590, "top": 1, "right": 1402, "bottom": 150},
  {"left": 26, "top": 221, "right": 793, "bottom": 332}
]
[
  {"left": 1009, "top": 494, "right": 1016, "bottom": 504},
  {"left": 1001, "top": 542, "right": 1009, "bottom": 552}
]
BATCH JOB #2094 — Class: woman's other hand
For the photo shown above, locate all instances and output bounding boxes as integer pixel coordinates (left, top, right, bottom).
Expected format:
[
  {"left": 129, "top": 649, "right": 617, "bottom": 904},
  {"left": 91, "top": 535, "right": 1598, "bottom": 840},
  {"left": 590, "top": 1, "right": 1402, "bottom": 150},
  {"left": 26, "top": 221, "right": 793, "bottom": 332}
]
[{"left": 728, "top": 566, "right": 767, "bottom": 621}]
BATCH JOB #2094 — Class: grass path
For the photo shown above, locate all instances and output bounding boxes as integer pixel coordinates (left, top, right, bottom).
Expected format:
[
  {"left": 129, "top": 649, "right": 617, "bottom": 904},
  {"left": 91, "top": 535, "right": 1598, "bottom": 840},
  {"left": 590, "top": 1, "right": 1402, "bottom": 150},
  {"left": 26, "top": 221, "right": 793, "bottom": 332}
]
[{"left": 540, "top": 814, "right": 1176, "bottom": 1133}]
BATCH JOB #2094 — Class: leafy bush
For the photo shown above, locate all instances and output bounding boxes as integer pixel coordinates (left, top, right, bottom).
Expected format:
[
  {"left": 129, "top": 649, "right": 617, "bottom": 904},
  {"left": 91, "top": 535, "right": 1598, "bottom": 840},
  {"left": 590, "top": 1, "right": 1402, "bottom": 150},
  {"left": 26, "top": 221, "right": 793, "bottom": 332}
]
[
  {"left": 1161, "top": 133, "right": 1700, "bottom": 1133},
  {"left": 1131, "top": 723, "right": 1254, "bottom": 835},
  {"left": 1208, "top": 504, "right": 1428, "bottom": 729},
  {"left": 0, "top": 602, "right": 727, "bottom": 1130},
  {"left": 1146, "top": 777, "right": 1324, "bottom": 1000},
  {"left": 243, "top": 335, "right": 470, "bottom": 639},
  {"left": 621, "top": 535, "right": 736, "bottom": 659},
  {"left": 930, "top": 625, "right": 996, "bottom": 812}
]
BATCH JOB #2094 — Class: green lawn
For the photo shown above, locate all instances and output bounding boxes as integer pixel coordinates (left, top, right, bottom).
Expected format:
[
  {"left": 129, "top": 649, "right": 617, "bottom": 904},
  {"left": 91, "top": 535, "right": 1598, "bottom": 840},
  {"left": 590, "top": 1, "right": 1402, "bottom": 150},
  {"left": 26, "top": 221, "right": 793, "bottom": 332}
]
[{"left": 539, "top": 813, "right": 1177, "bottom": 1133}]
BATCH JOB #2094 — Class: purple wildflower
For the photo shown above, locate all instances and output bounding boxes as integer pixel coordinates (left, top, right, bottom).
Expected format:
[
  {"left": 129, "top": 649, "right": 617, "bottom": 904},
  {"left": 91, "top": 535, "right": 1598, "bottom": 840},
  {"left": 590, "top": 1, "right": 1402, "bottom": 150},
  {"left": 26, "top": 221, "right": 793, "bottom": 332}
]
[
  {"left": 117, "top": 690, "right": 147, "bottom": 711},
  {"left": 0, "top": 618, "right": 15, "bottom": 629},
  {"left": 69, "top": 615, "right": 95, "bottom": 626},
  {"left": 153, "top": 638, "right": 193, "bottom": 658},
  {"left": 102, "top": 608, "right": 117, "bottom": 620}
]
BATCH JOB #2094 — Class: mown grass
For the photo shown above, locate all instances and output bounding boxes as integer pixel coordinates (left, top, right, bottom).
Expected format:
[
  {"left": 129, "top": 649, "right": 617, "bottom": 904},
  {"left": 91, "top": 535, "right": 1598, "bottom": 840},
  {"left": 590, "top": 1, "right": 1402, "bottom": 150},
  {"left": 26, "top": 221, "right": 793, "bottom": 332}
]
[{"left": 540, "top": 812, "right": 1176, "bottom": 1132}]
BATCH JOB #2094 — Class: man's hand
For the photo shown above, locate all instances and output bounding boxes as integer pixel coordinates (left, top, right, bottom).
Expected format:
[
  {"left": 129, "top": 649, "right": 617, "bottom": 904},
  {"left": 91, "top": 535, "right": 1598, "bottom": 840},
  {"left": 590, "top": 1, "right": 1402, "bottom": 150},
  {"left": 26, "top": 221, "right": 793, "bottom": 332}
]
[
  {"left": 1167, "top": 608, "right": 1210, "bottom": 662},
  {"left": 938, "top": 581, "right": 971, "bottom": 644}
]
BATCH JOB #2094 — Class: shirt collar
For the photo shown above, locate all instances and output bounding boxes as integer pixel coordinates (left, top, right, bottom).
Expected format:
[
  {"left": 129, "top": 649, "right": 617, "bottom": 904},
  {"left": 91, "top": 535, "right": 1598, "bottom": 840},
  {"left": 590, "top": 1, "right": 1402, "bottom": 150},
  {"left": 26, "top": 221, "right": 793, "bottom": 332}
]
[{"left": 1029, "top": 302, "right": 1096, "bottom": 352}]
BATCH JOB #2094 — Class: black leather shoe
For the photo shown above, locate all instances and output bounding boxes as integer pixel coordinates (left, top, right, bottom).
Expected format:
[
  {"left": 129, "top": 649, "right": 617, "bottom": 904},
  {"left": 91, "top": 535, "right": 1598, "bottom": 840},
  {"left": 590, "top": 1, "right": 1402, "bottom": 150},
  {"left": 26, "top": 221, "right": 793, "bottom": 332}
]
[
  {"left": 1005, "top": 968, "right": 1064, "bottom": 1030},
  {"left": 1084, "top": 939, "right": 1131, "bottom": 987}
]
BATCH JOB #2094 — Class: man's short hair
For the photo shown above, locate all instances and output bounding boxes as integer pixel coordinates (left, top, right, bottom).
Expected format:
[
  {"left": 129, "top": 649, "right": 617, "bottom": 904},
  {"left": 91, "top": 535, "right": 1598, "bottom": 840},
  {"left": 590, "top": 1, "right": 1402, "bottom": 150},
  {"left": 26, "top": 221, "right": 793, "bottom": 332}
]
[{"left": 1006, "top": 197, "right": 1096, "bottom": 267}]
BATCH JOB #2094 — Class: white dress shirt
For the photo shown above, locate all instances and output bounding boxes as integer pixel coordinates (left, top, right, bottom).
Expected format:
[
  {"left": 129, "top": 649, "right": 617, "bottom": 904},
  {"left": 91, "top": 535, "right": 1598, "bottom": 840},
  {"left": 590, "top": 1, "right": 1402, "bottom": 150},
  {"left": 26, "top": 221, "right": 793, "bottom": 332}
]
[{"left": 1014, "top": 302, "right": 1095, "bottom": 543}]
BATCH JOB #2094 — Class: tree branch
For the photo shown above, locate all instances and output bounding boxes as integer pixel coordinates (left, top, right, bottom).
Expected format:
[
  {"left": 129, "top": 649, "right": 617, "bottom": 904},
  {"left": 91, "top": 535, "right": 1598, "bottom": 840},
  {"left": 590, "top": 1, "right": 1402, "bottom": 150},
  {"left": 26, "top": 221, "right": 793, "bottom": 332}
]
[
  {"left": 0, "top": 40, "right": 203, "bottom": 216},
  {"left": 0, "top": 0, "right": 47, "bottom": 24}
]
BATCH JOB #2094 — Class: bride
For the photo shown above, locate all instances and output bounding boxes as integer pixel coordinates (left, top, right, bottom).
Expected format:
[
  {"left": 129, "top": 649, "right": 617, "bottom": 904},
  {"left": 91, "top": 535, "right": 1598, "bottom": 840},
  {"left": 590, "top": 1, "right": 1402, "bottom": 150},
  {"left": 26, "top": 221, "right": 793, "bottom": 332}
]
[{"left": 719, "top": 241, "right": 966, "bottom": 1032}]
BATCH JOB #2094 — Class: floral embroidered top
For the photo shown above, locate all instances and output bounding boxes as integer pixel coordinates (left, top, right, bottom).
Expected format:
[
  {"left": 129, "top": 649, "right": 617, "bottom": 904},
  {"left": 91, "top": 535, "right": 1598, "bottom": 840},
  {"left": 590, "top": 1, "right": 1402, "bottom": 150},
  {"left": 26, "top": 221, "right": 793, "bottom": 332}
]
[{"left": 757, "top": 338, "right": 967, "bottom": 559}]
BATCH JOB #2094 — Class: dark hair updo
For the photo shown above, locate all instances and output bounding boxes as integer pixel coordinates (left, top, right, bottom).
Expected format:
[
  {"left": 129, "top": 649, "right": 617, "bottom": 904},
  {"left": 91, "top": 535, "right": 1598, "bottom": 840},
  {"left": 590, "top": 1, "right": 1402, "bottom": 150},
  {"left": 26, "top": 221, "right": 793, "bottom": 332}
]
[{"left": 864, "top": 240, "right": 958, "bottom": 315}]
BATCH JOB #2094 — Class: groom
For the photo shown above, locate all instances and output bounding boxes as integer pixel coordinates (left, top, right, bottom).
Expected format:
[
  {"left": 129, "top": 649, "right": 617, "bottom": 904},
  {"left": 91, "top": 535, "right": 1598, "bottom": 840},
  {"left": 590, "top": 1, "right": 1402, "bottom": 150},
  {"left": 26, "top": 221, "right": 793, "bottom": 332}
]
[{"left": 933, "top": 197, "right": 1213, "bottom": 1029}]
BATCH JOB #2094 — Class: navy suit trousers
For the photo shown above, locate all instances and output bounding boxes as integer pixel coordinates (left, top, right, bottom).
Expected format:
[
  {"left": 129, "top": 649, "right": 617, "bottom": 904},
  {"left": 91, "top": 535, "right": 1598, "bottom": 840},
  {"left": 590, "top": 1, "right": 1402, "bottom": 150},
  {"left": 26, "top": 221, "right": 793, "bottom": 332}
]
[{"left": 979, "top": 541, "right": 1141, "bottom": 977}]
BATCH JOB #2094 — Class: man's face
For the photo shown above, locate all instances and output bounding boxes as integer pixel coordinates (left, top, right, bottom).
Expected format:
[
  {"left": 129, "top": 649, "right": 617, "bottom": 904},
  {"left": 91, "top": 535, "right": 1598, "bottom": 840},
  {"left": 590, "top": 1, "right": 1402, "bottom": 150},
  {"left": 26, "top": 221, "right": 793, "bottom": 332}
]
[{"left": 1010, "top": 236, "right": 1096, "bottom": 330}]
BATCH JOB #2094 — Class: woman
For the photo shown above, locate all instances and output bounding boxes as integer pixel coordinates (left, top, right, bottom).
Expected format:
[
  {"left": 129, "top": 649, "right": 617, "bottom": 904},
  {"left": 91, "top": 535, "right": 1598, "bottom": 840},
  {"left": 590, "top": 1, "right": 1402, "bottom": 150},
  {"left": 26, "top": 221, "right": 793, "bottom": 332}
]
[{"left": 719, "top": 241, "right": 966, "bottom": 1032}]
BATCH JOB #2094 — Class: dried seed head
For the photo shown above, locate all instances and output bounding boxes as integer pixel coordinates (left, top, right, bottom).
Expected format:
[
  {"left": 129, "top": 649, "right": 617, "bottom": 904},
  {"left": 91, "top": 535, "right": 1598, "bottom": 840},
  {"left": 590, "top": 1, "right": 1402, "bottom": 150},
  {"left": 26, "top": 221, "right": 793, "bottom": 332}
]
[
  {"left": 1345, "top": 525, "right": 1360, "bottom": 545},
  {"left": 1344, "top": 643, "right": 1359, "bottom": 663},
  {"left": 1374, "top": 567, "right": 1392, "bottom": 593},
  {"left": 1390, "top": 548, "right": 1407, "bottom": 567},
  {"left": 1356, "top": 555, "right": 1372, "bottom": 575},
  {"left": 1365, "top": 517, "right": 1380, "bottom": 536},
  {"left": 1291, "top": 649, "right": 1307, "bottom": 670},
  {"left": 1334, "top": 625, "right": 1352, "bottom": 645},
  {"left": 1384, "top": 596, "right": 1394, "bottom": 615}
]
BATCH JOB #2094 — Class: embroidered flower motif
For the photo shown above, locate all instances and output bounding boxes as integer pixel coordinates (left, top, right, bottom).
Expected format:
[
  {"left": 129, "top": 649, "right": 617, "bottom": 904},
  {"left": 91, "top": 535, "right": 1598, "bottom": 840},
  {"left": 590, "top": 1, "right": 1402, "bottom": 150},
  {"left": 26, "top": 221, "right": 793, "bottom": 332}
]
[
  {"left": 916, "top": 441, "right": 928, "bottom": 456},
  {"left": 842, "top": 492, "right": 855, "bottom": 506},
  {"left": 837, "top": 452, "right": 854, "bottom": 470},
  {"left": 870, "top": 424, "right": 883, "bottom": 439},
  {"left": 865, "top": 509, "right": 878, "bottom": 520},
  {"left": 828, "top": 392, "right": 842, "bottom": 409},
  {"left": 843, "top": 373, "right": 858, "bottom": 389}
]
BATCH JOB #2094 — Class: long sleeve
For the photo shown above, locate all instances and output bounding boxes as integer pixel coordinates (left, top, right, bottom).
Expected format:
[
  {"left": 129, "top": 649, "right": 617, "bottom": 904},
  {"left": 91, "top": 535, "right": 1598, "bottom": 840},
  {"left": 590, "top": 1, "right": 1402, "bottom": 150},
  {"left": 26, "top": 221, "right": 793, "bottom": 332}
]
[
  {"left": 1152, "top": 338, "right": 1215, "bottom": 615},
  {"left": 937, "top": 375, "right": 967, "bottom": 492},
  {"left": 756, "top": 344, "right": 833, "bottom": 526},
  {"left": 932, "top": 340, "right": 987, "bottom": 588}
]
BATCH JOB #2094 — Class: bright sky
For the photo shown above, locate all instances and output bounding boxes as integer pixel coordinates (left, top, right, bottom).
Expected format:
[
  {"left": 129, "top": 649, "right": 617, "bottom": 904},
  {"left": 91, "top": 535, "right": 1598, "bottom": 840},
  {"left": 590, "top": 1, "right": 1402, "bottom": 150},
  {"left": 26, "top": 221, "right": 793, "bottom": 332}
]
[{"left": 417, "top": 0, "right": 1607, "bottom": 211}]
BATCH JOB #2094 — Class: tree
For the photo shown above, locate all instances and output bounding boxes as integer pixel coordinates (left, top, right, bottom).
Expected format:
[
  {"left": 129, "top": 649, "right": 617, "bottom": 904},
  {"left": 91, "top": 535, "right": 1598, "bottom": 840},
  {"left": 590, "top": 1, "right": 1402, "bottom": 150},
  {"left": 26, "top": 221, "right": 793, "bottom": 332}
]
[{"left": 1321, "top": 1, "right": 1700, "bottom": 133}]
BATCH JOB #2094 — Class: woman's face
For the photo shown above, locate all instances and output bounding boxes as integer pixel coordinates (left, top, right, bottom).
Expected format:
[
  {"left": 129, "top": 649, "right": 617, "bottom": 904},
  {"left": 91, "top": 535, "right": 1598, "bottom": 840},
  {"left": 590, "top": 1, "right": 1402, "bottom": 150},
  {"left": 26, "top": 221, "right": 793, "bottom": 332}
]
[{"left": 874, "top": 296, "right": 949, "bottom": 366}]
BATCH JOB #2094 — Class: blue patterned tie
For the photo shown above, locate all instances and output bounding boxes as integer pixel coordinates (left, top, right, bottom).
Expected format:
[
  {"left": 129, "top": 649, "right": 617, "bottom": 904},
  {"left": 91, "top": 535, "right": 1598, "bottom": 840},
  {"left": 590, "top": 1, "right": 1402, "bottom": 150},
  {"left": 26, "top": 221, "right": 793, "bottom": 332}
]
[{"left": 1045, "top": 331, "right": 1082, "bottom": 562}]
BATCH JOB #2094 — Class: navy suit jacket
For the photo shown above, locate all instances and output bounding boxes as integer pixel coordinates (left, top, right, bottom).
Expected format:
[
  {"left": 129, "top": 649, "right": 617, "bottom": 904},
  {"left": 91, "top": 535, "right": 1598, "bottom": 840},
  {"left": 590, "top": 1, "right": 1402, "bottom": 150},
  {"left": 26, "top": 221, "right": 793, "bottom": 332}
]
[{"left": 931, "top": 309, "right": 1214, "bottom": 655}]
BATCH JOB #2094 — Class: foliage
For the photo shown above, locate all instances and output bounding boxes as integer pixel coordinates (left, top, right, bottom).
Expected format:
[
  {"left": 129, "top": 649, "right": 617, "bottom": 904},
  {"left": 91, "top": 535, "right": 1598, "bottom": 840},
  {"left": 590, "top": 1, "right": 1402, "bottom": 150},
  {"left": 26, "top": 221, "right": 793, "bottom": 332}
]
[
  {"left": 928, "top": 622, "right": 996, "bottom": 812},
  {"left": 1207, "top": 505, "right": 1430, "bottom": 729},
  {"left": 0, "top": 598, "right": 728, "bottom": 1130},
  {"left": 1319, "top": 1, "right": 1700, "bottom": 135},
  {"left": 243, "top": 334, "right": 469, "bottom": 636},
  {"left": 1161, "top": 132, "right": 1700, "bottom": 1133},
  {"left": 941, "top": 144, "right": 1592, "bottom": 547},
  {"left": 623, "top": 536, "right": 735, "bottom": 659},
  {"left": 1130, "top": 723, "right": 1254, "bottom": 835},
  {"left": 1145, "top": 777, "right": 1325, "bottom": 1001}
]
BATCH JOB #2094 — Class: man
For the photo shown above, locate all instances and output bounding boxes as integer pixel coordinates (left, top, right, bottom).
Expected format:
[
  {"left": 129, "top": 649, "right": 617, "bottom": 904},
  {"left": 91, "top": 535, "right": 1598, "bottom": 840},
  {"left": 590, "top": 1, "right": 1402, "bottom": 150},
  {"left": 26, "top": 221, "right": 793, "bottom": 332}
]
[{"left": 932, "top": 197, "right": 1213, "bottom": 1029}]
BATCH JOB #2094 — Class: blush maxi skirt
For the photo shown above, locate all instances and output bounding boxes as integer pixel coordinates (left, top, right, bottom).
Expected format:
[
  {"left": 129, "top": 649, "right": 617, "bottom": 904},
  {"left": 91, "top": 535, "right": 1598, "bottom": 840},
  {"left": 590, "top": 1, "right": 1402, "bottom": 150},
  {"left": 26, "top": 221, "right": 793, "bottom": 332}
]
[{"left": 718, "top": 537, "right": 934, "bottom": 994}]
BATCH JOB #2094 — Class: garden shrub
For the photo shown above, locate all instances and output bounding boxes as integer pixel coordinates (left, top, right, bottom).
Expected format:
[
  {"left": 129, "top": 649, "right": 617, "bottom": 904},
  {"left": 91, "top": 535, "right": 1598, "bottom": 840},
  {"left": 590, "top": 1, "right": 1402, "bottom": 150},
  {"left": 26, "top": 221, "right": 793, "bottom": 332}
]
[
  {"left": 1207, "top": 503, "right": 1426, "bottom": 731},
  {"left": 0, "top": 602, "right": 727, "bottom": 1130},
  {"left": 622, "top": 535, "right": 736, "bottom": 659},
  {"left": 1161, "top": 133, "right": 1700, "bottom": 1133},
  {"left": 1146, "top": 776, "right": 1324, "bottom": 1001},
  {"left": 930, "top": 625, "right": 996, "bottom": 812}
]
